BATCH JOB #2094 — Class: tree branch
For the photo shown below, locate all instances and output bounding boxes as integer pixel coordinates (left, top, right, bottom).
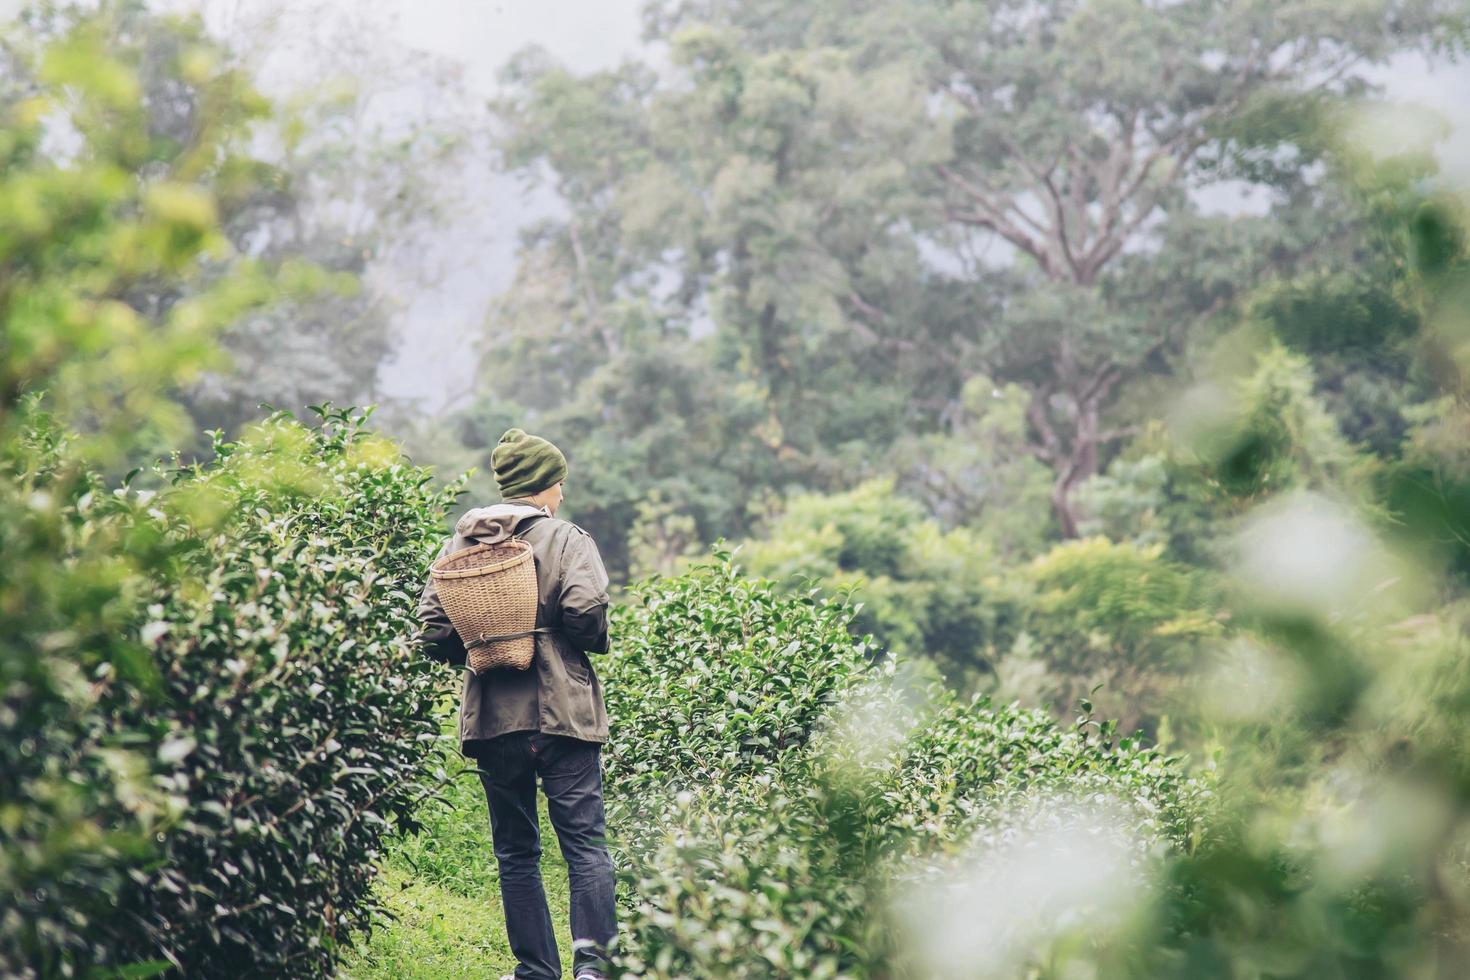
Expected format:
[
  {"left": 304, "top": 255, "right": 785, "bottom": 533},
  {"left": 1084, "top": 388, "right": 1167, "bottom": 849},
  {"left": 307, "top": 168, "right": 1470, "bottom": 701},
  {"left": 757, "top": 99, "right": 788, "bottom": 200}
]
[
  {"left": 1097, "top": 424, "right": 1140, "bottom": 445},
  {"left": 942, "top": 196, "right": 1055, "bottom": 275}
]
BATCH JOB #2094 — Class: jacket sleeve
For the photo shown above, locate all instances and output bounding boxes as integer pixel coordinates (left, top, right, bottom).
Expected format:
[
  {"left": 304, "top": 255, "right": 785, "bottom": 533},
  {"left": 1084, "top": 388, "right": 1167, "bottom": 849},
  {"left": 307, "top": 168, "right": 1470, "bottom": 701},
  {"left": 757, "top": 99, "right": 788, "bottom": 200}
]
[
  {"left": 416, "top": 538, "right": 467, "bottom": 667},
  {"left": 557, "top": 527, "right": 611, "bottom": 654}
]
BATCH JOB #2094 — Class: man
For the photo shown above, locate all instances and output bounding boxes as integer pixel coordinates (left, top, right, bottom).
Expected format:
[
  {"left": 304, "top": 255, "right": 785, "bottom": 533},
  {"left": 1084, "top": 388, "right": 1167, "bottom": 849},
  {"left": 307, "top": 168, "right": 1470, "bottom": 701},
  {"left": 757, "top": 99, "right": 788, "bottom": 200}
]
[{"left": 416, "top": 427, "right": 617, "bottom": 980}]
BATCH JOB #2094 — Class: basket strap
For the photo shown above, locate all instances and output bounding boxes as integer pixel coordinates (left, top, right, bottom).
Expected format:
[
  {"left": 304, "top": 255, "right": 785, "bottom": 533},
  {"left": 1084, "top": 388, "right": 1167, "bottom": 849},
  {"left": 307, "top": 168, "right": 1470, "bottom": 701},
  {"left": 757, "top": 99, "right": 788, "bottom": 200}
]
[
  {"left": 465, "top": 626, "right": 558, "bottom": 651},
  {"left": 511, "top": 513, "right": 549, "bottom": 541}
]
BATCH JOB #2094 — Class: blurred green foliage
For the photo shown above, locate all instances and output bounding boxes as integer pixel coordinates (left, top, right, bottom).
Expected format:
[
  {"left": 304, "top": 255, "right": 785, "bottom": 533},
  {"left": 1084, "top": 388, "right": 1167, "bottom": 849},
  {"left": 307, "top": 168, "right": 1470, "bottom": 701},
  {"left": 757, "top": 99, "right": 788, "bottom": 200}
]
[
  {"left": 1, "top": 1, "right": 470, "bottom": 454},
  {"left": 0, "top": 4, "right": 278, "bottom": 463},
  {"left": 1, "top": 8, "right": 271, "bottom": 973}
]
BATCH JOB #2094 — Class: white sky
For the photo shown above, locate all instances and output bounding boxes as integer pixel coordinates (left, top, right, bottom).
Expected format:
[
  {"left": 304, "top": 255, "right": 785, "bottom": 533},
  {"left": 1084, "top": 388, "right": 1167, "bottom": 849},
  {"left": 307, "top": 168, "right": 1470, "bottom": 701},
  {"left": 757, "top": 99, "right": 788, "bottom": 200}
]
[
  {"left": 390, "top": 0, "right": 647, "bottom": 91},
  {"left": 344, "top": 0, "right": 651, "bottom": 414}
]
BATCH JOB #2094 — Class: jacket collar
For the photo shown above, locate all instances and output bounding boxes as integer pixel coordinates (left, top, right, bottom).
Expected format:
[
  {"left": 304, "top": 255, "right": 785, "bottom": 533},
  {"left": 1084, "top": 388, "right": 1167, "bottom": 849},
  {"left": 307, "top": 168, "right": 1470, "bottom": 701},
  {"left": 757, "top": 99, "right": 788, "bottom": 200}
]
[
  {"left": 454, "top": 500, "right": 549, "bottom": 544},
  {"left": 502, "top": 497, "right": 551, "bottom": 515}
]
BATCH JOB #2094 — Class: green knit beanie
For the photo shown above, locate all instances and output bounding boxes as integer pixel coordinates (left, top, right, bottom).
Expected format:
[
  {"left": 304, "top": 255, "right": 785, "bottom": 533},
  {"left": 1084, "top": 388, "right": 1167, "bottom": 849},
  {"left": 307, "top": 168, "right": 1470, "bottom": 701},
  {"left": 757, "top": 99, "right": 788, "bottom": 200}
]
[{"left": 492, "top": 427, "right": 568, "bottom": 499}]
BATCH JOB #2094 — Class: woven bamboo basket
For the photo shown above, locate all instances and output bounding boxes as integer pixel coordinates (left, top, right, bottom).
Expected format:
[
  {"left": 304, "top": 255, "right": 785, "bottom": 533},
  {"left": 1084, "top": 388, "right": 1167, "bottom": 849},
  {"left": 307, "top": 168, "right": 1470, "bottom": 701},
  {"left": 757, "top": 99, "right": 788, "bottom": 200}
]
[{"left": 430, "top": 539, "right": 541, "bottom": 673}]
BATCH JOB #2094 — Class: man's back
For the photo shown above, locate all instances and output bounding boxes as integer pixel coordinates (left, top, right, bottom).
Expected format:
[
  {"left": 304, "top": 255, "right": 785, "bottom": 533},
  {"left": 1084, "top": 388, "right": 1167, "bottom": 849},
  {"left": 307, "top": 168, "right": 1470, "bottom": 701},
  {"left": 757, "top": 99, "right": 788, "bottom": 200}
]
[{"left": 418, "top": 499, "right": 612, "bottom": 750}]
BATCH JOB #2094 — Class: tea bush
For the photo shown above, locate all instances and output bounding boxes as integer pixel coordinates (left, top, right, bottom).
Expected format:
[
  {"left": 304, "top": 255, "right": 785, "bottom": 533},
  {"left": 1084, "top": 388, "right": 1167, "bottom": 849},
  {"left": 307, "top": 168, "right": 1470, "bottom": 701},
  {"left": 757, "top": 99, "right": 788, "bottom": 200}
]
[
  {"left": 600, "top": 551, "right": 873, "bottom": 862},
  {"left": 1, "top": 410, "right": 167, "bottom": 978},
  {"left": 2, "top": 408, "right": 462, "bottom": 977},
  {"left": 599, "top": 552, "right": 1207, "bottom": 978}
]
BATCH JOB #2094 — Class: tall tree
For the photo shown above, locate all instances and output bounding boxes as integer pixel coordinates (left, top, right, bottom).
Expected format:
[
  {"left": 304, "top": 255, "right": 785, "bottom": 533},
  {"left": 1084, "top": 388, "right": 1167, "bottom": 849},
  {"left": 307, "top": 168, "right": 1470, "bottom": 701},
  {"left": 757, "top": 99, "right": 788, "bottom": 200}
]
[
  {"left": 485, "top": 34, "right": 983, "bottom": 568},
  {"left": 500, "top": 0, "right": 1465, "bottom": 537}
]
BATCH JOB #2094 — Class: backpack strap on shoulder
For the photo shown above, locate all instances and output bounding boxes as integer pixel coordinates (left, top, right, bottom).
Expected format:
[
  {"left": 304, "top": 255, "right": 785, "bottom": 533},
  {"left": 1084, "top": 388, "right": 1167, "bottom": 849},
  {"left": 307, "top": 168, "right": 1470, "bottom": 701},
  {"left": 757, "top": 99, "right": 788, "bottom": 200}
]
[{"left": 512, "top": 512, "right": 551, "bottom": 541}]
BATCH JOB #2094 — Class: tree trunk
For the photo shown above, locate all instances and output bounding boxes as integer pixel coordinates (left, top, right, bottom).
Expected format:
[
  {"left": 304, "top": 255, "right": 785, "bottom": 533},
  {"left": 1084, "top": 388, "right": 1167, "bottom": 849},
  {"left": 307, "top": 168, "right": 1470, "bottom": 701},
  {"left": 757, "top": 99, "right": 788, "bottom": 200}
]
[
  {"left": 1047, "top": 395, "right": 1102, "bottom": 539},
  {"left": 1051, "top": 474, "right": 1081, "bottom": 539}
]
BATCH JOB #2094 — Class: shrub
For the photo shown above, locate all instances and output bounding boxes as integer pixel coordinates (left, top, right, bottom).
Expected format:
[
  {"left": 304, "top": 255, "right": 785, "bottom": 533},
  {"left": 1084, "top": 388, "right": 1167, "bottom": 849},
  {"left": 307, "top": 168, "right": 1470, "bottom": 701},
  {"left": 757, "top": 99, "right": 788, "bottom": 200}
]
[
  {"left": 0, "top": 12, "right": 376, "bottom": 973},
  {"left": 1019, "top": 536, "right": 1222, "bottom": 733},
  {"left": 1, "top": 410, "right": 169, "bottom": 978},
  {"left": 601, "top": 549, "right": 872, "bottom": 862},
  {"left": 738, "top": 477, "right": 1027, "bottom": 690},
  {"left": 1, "top": 408, "right": 462, "bottom": 977},
  {"left": 599, "top": 552, "right": 1206, "bottom": 978}
]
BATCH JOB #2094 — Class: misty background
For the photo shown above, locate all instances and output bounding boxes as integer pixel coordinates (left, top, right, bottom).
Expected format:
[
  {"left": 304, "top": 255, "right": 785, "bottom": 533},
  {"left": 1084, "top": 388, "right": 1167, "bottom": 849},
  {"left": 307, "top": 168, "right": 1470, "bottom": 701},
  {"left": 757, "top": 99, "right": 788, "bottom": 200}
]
[{"left": 150, "top": 0, "right": 1470, "bottom": 415}]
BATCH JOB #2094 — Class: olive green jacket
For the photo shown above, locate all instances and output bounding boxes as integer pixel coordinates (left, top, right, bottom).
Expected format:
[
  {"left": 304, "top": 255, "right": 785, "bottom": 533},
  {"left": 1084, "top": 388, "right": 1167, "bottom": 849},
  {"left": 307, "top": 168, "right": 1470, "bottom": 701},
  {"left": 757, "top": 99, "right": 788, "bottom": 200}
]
[{"left": 416, "top": 500, "right": 611, "bottom": 751}]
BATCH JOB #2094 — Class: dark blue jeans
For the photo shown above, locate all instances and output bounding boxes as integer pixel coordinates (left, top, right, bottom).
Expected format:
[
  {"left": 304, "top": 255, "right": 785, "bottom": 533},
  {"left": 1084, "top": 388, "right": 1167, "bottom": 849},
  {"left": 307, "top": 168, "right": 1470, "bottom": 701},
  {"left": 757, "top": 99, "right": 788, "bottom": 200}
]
[{"left": 472, "top": 731, "right": 617, "bottom": 980}]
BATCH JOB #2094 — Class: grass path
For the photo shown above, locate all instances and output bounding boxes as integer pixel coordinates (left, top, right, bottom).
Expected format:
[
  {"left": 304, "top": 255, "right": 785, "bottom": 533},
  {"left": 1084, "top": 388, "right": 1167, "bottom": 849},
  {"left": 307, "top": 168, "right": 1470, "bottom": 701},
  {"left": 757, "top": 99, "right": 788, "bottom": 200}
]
[{"left": 342, "top": 753, "right": 576, "bottom": 979}]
